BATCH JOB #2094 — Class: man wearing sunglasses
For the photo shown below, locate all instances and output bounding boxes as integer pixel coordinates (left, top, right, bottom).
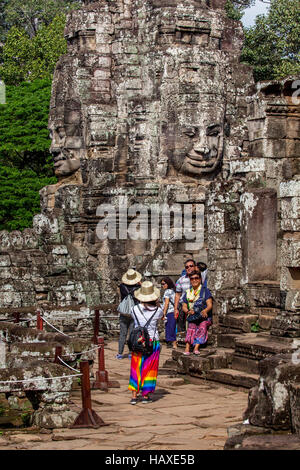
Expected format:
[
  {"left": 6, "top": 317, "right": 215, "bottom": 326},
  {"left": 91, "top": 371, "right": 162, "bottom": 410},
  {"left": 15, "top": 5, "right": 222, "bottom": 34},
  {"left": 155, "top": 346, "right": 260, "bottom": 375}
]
[{"left": 174, "top": 259, "right": 196, "bottom": 332}]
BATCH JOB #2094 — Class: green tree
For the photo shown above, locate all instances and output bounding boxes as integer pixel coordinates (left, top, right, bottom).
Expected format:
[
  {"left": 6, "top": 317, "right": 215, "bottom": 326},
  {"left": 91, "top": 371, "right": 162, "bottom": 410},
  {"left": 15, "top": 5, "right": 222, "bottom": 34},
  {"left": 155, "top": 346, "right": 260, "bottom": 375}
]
[
  {"left": 0, "top": 165, "right": 56, "bottom": 231},
  {"left": 0, "top": 15, "right": 67, "bottom": 85},
  {"left": 0, "top": 0, "right": 10, "bottom": 43},
  {"left": 4, "top": 0, "right": 81, "bottom": 38},
  {"left": 0, "top": 79, "right": 54, "bottom": 175},
  {"left": 242, "top": 0, "right": 300, "bottom": 81},
  {"left": 225, "top": 0, "right": 255, "bottom": 21}
]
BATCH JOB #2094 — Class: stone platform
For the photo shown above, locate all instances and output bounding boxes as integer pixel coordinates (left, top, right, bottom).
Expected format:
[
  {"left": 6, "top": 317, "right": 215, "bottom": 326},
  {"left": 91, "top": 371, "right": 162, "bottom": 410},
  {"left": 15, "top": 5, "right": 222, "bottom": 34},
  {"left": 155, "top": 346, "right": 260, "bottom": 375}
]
[
  {"left": 171, "top": 332, "right": 300, "bottom": 389},
  {"left": 0, "top": 340, "right": 249, "bottom": 450}
]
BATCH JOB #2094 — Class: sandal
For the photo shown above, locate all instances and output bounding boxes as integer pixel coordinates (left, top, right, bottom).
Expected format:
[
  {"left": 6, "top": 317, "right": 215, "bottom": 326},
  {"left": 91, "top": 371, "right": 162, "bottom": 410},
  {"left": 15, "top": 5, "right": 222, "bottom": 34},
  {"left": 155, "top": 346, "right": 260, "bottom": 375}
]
[
  {"left": 193, "top": 350, "right": 200, "bottom": 355},
  {"left": 141, "top": 396, "right": 153, "bottom": 404},
  {"left": 183, "top": 352, "right": 190, "bottom": 356}
]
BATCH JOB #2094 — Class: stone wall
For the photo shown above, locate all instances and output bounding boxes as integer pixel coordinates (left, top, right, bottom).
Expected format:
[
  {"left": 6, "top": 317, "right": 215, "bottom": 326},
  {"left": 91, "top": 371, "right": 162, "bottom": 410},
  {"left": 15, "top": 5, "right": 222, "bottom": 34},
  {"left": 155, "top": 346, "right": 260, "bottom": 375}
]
[{"left": 0, "top": 0, "right": 299, "bottom": 340}]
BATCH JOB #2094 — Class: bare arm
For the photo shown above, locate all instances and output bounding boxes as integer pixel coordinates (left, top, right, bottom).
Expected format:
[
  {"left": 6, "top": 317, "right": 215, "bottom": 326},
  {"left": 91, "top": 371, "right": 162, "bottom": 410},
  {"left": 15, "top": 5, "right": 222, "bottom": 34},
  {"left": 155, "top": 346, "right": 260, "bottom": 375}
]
[
  {"left": 163, "top": 297, "right": 170, "bottom": 317},
  {"left": 201, "top": 298, "right": 213, "bottom": 318},
  {"left": 182, "top": 302, "right": 189, "bottom": 315},
  {"left": 174, "top": 292, "right": 181, "bottom": 319}
]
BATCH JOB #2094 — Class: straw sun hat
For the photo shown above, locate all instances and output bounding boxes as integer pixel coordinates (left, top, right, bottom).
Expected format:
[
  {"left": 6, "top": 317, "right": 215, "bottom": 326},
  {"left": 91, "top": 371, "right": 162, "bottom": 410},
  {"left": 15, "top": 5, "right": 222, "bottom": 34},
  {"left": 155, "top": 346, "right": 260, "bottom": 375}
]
[
  {"left": 121, "top": 268, "right": 142, "bottom": 285},
  {"left": 134, "top": 281, "right": 160, "bottom": 303}
]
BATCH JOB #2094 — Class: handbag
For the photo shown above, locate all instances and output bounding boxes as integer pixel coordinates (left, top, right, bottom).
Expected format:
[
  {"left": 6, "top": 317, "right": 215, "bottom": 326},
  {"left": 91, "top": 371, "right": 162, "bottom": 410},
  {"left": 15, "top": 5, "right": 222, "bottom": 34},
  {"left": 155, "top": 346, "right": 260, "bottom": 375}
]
[
  {"left": 186, "top": 287, "right": 207, "bottom": 324},
  {"left": 117, "top": 285, "right": 135, "bottom": 317}
]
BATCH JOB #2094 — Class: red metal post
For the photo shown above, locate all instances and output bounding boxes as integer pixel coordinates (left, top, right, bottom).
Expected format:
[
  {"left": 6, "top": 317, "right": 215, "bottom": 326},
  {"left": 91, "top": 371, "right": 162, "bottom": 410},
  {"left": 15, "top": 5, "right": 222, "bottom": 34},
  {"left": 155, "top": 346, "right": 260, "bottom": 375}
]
[
  {"left": 37, "top": 311, "right": 43, "bottom": 330},
  {"left": 14, "top": 312, "right": 20, "bottom": 324},
  {"left": 71, "top": 360, "right": 107, "bottom": 429},
  {"left": 92, "top": 337, "right": 120, "bottom": 390},
  {"left": 93, "top": 309, "right": 100, "bottom": 344},
  {"left": 54, "top": 345, "right": 63, "bottom": 365}
]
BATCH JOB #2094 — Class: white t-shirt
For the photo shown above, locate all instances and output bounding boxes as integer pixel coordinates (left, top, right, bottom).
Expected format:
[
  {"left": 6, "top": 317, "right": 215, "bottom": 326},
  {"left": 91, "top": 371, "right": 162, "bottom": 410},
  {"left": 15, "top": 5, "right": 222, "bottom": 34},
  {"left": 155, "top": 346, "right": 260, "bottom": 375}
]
[
  {"left": 130, "top": 304, "right": 163, "bottom": 341},
  {"left": 162, "top": 289, "right": 175, "bottom": 314}
]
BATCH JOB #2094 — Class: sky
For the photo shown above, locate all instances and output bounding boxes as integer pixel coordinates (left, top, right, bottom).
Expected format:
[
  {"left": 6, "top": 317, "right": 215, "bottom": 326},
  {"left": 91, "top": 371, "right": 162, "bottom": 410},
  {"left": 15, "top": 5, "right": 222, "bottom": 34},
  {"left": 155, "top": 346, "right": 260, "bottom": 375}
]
[{"left": 242, "top": 0, "right": 270, "bottom": 27}]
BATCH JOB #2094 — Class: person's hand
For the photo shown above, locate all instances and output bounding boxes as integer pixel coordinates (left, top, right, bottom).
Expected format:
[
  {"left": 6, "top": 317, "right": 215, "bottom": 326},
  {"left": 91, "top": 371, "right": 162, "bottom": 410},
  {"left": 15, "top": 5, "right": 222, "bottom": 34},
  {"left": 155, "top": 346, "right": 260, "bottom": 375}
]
[
  {"left": 174, "top": 309, "right": 179, "bottom": 319},
  {"left": 188, "top": 310, "right": 195, "bottom": 316},
  {"left": 201, "top": 310, "right": 208, "bottom": 319}
]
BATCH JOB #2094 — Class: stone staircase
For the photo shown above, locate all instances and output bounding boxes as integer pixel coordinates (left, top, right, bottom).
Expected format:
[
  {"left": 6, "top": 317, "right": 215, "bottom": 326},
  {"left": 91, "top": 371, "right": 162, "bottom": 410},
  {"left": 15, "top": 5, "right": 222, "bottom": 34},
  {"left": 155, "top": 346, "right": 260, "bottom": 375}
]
[{"left": 168, "top": 311, "right": 299, "bottom": 389}]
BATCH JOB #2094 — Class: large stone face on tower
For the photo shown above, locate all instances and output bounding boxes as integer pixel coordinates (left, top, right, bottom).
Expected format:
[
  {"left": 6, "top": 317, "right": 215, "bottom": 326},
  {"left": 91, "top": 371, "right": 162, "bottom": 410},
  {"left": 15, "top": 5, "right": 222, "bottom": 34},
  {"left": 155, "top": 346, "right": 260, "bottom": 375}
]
[{"left": 49, "top": 0, "right": 249, "bottom": 186}]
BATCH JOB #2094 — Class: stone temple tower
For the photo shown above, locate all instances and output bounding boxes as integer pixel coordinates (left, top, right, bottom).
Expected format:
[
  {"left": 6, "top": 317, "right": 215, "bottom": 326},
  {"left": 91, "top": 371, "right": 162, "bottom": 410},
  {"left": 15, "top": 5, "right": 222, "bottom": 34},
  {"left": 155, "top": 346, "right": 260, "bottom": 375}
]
[
  {"left": 45, "top": 0, "right": 253, "bottom": 303},
  {"left": 0, "top": 0, "right": 299, "bottom": 344}
]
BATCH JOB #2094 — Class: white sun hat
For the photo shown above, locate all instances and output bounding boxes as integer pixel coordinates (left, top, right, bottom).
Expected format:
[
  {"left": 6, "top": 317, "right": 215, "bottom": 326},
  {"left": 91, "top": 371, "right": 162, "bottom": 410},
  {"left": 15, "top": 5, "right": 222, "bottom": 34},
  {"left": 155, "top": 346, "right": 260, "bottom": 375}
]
[
  {"left": 134, "top": 281, "right": 160, "bottom": 302},
  {"left": 121, "top": 268, "right": 142, "bottom": 286}
]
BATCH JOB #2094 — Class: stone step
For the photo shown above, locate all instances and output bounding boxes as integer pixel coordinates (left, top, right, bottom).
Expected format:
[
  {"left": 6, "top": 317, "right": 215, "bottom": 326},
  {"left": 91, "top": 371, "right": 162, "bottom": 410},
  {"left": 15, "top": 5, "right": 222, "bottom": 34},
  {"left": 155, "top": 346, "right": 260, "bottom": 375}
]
[
  {"left": 231, "top": 356, "right": 259, "bottom": 375},
  {"left": 173, "top": 348, "right": 234, "bottom": 377},
  {"left": 217, "top": 333, "right": 246, "bottom": 349},
  {"left": 158, "top": 377, "right": 185, "bottom": 387},
  {"left": 158, "top": 368, "right": 178, "bottom": 377},
  {"left": 162, "top": 358, "right": 179, "bottom": 369},
  {"left": 234, "top": 333, "right": 296, "bottom": 363},
  {"left": 9, "top": 342, "right": 62, "bottom": 358},
  {"left": 219, "top": 314, "right": 259, "bottom": 333},
  {"left": 205, "top": 368, "right": 259, "bottom": 389}
]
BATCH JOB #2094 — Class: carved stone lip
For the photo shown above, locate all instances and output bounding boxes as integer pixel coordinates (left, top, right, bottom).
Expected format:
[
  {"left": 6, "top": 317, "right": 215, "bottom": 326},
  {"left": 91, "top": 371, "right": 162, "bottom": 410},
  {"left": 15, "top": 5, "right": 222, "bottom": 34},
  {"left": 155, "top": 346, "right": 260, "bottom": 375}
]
[
  {"left": 185, "top": 153, "right": 216, "bottom": 168},
  {"left": 53, "top": 154, "right": 71, "bottom": 167},
  {"left": 54, "top": 160, "right": 66, "bottom": 168}
]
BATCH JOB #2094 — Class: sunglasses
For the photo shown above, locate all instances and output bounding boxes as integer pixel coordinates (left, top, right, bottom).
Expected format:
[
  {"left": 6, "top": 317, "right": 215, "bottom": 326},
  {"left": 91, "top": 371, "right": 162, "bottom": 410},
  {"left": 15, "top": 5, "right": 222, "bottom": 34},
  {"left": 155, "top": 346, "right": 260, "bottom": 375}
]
[
  {"left": 161, "top": 282, "right": 167, "bottom": 286},
  {"left": 190, "top": 276, "right": 200, "bottom": 280},
  {"left": 185, "top": 264, "right": 194, "bottom": 269}
]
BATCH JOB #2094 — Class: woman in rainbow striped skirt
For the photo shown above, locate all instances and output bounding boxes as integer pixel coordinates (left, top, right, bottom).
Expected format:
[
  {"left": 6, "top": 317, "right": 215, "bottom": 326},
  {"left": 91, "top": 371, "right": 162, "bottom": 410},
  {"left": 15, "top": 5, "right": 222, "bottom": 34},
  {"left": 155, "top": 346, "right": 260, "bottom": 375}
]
[{"left": 128, "top": 281, "right": 163, "bottom": 405}]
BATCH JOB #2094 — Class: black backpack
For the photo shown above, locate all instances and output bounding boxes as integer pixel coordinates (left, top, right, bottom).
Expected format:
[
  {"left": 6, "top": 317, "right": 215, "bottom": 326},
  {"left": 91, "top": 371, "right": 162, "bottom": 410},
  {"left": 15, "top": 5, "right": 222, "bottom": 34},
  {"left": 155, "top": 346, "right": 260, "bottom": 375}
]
[{"left": 127, "top": 306, "right": 158, "bottom": 355}]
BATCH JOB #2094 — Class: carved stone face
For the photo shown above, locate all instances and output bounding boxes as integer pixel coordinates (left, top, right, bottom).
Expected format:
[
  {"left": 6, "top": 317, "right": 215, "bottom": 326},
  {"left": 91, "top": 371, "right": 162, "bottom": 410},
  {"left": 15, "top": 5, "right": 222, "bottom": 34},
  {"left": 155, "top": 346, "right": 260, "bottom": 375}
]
[
  {"left": 169, "top": 107, "right": 226, "bottom": 177},
  {"left": 50, "top": 126, "right": 82, "bottom": 178},
  {"left": 48, "top": 1, "right": 244, "bottom": 183}
]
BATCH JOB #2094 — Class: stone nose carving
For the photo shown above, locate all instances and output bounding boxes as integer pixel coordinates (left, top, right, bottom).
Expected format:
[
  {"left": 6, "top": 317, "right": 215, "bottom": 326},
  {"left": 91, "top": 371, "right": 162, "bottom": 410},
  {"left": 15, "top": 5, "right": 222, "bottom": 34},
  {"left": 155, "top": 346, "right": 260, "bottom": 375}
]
[{"left": 192, "top": 139, "right": 211, "bottom": 158}]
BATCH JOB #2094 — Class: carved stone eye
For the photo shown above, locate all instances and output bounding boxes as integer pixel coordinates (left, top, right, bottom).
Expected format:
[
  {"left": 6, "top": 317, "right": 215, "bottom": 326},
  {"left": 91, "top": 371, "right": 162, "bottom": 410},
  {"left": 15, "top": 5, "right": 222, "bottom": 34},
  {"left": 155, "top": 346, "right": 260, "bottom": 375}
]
[
  {"left": 183, "top": 128, "right": 197, "bottom": 138},
  {"left": 206, "top": 125, "right": 221, "bottom": 137}
]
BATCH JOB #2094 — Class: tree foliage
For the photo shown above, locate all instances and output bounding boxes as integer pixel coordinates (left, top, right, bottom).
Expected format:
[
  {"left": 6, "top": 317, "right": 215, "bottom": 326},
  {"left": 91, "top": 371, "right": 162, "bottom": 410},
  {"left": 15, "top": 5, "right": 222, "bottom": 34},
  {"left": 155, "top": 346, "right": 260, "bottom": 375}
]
[
  {"left": 0, "top": 79, "right": 54, "bottom": 175},
  {"left": 0, "top": 165, "right": 56, "bottom": 231},
  {"left": 0, "top": 0, "right": 10, "bottom": 43},
  {"left": 241, "top": 0, "right": 300, "bottom": 81},
  {"left": 0, "top": 79, "right": 56, "bottom": 231},
  {"left": 4, "top": 0, "right": 81, "bottom": 38},
  {"left": 225, "top": 0, "right": 255, "bottom": 21},
  {"left": 0, "top": 14, "right": 67, "bottom": 85}
]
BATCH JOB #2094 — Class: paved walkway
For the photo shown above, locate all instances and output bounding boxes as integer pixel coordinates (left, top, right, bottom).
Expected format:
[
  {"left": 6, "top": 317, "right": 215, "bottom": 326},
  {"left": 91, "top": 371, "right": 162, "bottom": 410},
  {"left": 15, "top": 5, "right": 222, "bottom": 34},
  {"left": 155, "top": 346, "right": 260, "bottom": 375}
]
[{"left": 0, "top": 341, "right": 249, "bottom": 450}]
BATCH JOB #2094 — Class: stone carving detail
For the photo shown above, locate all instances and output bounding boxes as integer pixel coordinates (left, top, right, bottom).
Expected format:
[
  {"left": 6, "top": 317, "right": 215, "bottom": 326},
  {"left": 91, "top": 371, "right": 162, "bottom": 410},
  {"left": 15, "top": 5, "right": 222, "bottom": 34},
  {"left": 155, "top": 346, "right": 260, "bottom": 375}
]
[{"left": 49, "top": 0, "right": 250, "bottom": 185}]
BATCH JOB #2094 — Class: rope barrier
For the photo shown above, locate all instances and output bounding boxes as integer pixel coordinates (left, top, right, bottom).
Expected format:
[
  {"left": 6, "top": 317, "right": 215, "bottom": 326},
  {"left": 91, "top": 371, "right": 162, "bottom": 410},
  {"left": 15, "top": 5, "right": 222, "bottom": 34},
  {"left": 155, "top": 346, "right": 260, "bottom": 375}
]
[
  {"left": 41, "top": 316, "right": 69, "bottom": 337},
  {"left": 57, "top": 356, "right": 81, "bottom": 373},
  {"left": 61, "top": 344, "right": 101, "bottom": 358},
  {"left": 0, "top": 373, "right": 82, "bottom": 385}
]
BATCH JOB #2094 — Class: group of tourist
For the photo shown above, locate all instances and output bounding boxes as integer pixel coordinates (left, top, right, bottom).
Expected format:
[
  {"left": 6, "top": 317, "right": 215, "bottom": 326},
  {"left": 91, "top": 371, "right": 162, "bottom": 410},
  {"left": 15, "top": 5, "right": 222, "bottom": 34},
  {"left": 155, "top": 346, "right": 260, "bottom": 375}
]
[{"left": 116, "top": 260, "right": 213, "bottom": 404}]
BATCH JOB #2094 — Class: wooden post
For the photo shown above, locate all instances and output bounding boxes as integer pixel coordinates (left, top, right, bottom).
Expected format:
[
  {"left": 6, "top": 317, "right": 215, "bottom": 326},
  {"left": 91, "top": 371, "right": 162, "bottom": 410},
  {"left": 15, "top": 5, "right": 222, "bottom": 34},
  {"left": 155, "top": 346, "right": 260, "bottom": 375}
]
[
  {"left": 92, "top": 337, "right": 120, "bottom": 390},
  {"left": 71, "top": 361, "right": 107, "bottom": 429},
  {"left": 54, "top": 346, "right": 63, "bottom": 364},
  {"left": 93, "top": 309, "right": 100, "bottom": 344},
  {"left": 13, "top": 312, "right": 20, "bottom": 324},
  {"left": 37, "top": 311, "right": 43, "bottom": 330}
]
